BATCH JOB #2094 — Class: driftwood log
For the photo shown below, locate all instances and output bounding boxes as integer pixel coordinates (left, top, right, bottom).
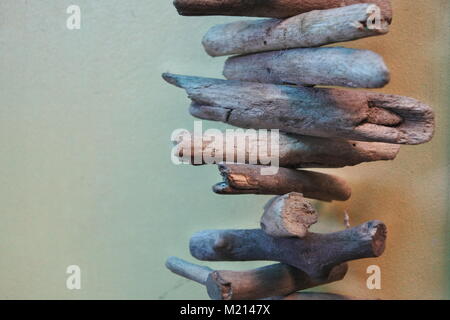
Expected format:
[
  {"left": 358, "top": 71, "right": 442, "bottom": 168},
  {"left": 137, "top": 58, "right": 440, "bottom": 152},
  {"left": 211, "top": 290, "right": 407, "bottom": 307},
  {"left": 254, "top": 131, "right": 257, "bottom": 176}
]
[
  {"left": 173, "top": 130, "right": 400, "bottom": 169},
  {"left": 261, "top": 193, "right": 318, "bottom": 238},
  {"left": 214, "top": 164, "right": 352, "bottom": 202},
  {"left": 190, "top": 220, "right": 387, "bottom": 279},
  {"left": 203, "top": 4, "right": 389, "bottom": 57},
  {"left": 164, "top": 73, "right": 435, "bottom": 145},
  {"left": 224, "top": 47, "right": 390, "bottom": 88},
  {"left": 173, "top": 0, "right": 393, "bottom": 20},
  {"left": 166, "top": 257, "right": 348, "bottom": 300}
]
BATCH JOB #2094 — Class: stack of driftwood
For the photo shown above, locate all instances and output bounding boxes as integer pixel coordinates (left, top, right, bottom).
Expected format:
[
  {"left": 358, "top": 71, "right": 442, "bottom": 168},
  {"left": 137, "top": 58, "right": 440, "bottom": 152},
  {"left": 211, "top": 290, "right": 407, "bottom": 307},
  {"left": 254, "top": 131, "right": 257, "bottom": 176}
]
[{"left": 163, "top": 0, "right": 434, "bottom": 300}]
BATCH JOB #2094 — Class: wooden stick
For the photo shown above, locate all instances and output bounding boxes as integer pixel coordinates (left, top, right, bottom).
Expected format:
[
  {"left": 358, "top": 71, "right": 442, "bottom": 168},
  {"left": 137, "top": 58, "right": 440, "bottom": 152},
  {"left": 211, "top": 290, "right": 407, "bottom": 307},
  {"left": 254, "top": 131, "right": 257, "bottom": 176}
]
[
  {"left": 224, "top": 47, "right": 390, "bottom": 88},
  {"left": 173, "top": 0, "right": 393, "bottom": 20},
  {"left": 173, "top": 130, "right": 400, "bottom": 168},
  {"left": 203, "top": 4, "right": 389, "bottom": 57},
  {"left": 214, "top": 164, "right": 352, "bottom": 201},
  {"left": 166, "top": 257, "right": 348, "bottom": 300},
  {"left": 165, "top": 256, "right": 213, "bottom": 285},
  {"left": 190, "top": 220, "right": 387, "bottom": 279},
  {"left": 261, "top": 193, "right": 318, "bottom": 238},
  {"left": 164, "top": 73, "right": 435, "bottom": 145}
]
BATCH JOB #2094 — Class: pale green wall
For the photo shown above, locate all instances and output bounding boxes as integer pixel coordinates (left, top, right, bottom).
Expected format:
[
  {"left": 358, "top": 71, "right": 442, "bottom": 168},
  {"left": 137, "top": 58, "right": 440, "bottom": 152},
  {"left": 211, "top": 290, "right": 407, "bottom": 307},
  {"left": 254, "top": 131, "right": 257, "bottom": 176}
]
[{"left": 0, "top": 0, "right": 448, "bottom": 299}]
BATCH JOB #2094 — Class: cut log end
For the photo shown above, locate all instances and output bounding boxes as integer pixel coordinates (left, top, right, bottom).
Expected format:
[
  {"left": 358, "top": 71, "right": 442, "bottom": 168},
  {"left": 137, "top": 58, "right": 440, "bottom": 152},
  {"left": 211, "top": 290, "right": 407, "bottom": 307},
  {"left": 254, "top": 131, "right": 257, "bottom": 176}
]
[
  {"left": 261, "top": 193, "right": 319, "bottom": 238},
  {"left": 371, "top": 221, "right": 387, "bottom": 257},
  {"left": 206, "top": 271, "right": 232, "bottom": 300}
]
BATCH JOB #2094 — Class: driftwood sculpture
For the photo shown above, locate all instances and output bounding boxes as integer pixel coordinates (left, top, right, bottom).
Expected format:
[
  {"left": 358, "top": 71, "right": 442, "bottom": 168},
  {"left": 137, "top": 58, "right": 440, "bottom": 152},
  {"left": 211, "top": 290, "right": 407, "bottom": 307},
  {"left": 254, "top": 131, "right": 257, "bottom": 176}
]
[{"left": 163, "top": 0, "right": 434, "bottom": 300}]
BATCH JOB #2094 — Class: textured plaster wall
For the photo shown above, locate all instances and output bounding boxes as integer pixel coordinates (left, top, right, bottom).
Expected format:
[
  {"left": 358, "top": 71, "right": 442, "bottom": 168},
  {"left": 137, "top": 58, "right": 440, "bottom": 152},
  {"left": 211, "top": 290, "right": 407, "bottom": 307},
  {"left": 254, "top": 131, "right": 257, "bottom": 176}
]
[{"left": 0, "top": 0, "right": 448, "bottom": 299}]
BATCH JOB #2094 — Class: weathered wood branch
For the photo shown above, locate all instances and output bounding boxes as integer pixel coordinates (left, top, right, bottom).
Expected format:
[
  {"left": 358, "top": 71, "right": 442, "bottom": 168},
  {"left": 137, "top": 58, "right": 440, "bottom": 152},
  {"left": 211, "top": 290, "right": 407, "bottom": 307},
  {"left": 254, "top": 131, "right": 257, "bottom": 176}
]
[
  {"left": 163, "top": 73, "right": 435, "bottom": 145},
  {"left": 224, "top": 47, "right": 390, "bottom": 88},
  {"left": 173, "top": 130, "right": 400, "bottom": 169},
  {"left": 190, "top": 220, "right": 387, "bottom": 279},
  {"left": 203, "top": 4, "right": 389, "bottom": 57},
  {"left": 214, "top": 164, "right": 352, "bottom": 201},
  {"left": 165, "top": 256, "right": 213, "bottom": 285},
  {"left": 261, "top": 193, "right": 318, "bottom": 238},
  {"left": 173, "top": 0, "right": 393, "bottom": 20},
  {"left": 166, "top": 257, "right": 347, "bottom": 300}
]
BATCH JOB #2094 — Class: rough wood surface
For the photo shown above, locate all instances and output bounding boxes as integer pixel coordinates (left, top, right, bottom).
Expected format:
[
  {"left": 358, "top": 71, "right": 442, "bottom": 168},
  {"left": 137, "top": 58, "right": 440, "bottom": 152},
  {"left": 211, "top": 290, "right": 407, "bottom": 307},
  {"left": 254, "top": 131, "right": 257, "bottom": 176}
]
[
  {"left": 174, "top": 0, "right": 393, "bottom": 20},
  {"left": 214, "top": 164, "right": 352, "bottom": 201},
  {"left": 190, "top": 220, "right": 387, "bottom": 279},
  {"left": 224, "top": 47, "right": 390, "bottom": 88},
  {"left": 173, "top": 130, "right": 400, "bottom": 168},
  {"left": 166, "top": 257, "right": 347, "bottom": 300},
  {"left": 261, "top": 193, "right": 318, "bottom": 238},
  {"left": 203, "top": 4, "right": 389, "bottom": 57},
  {"left": 164, "top": 73, "right": 435, "bottom": 145}
]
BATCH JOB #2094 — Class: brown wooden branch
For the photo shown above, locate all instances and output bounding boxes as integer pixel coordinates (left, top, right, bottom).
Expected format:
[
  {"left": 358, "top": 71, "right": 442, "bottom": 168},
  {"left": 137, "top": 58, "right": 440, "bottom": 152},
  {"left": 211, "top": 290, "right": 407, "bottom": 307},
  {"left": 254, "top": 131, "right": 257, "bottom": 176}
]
[
  {"left": 190, "top": 220, "right": 387, "bottom": 279},
  {"left": 214, "top": 164, "right": 352, "bottom": 201},
  {"left": 261, "top": 193, "right": 318, "bottom": 238},
  {"left": 166, "top": 257, "right": 347, "bottom": 300},
  {"left": 203, "top": 4, "right": 389, "bottom": 57},
  {"left": 164, "top": 73, "right": 434, "bottom": 145},
  {"left": 224, "top": 47, "right": 390, "bottom": 88},
  {"left": 173, "top": 0, "right": 393, "bottom": 21},
  {"left": 173, "top": 130, "right": 400, "bottom": 169}
]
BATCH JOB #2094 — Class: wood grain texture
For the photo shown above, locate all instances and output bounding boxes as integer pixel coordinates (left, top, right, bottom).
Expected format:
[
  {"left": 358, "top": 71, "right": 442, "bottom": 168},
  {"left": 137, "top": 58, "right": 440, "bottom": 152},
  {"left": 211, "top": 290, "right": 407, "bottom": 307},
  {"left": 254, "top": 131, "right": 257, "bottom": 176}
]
[
  {"left": 224, "top": 47, "right": 390, "bottom": 88},
  {"left": 173, "top": 0, "right": 393, "bottom": 20},
  {"left": 164, "top": 73, "right": 435, "bottom": 145},
  {"left": 173, "top": 130, "right": 400, "bottom": 168},
  {"left": 261, "top": 193, "right": 318, "bottom": 238},
  {"left": 166, "top": 257, "right": 347, "bottom": 300},
  {"left": 203, "top": 4, "right": 389, "bottom": 57},
  {"left": 190, "top": 220, "right": 387, "bottom": 279},
  {"left": 214, "top": 164, "right": 352, "bottom": 201}
]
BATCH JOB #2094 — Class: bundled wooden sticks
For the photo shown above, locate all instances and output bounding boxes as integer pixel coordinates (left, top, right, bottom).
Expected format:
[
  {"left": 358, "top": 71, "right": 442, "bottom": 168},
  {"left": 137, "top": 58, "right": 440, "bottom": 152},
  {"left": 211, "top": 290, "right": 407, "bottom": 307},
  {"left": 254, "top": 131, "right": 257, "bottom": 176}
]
[{"left": 163, "top": 0, "right": 434, "bottom": 300}]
